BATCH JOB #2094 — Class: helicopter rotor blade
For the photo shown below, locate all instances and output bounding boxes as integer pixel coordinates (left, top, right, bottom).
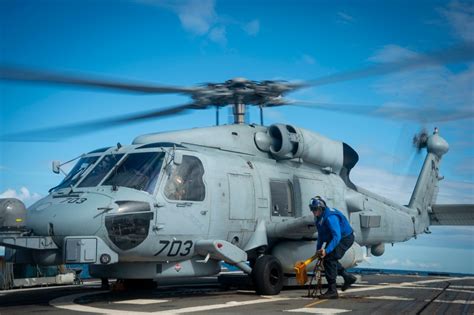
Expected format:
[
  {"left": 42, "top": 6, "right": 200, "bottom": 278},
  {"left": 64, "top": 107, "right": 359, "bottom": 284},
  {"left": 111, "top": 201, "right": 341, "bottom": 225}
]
[
  {"left": 302, "top": 42, "right": 474, "bottom": 88},
  {"left": 0, "top": 65, "right": 199, "bottom": 95},
  {"left": 0, "top": 103, "right": 202, "bottom": 142},
  {"left": 288, "top": 100, "right": 474, "bottom": 123}
]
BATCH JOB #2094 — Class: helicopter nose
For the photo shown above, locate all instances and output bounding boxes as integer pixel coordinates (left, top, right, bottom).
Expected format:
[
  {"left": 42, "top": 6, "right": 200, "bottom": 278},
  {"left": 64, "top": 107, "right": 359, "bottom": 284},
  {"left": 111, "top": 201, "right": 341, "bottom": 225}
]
[{"left": 27, "top": 192, "right": 113, "bottom": 237}]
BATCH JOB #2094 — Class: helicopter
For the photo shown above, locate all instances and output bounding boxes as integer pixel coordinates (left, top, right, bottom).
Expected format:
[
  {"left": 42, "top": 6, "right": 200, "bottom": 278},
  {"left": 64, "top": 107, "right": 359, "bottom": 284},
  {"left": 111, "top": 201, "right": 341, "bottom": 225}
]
[{"left": 0, "top": 43, "right": 473, "bottom": 295}]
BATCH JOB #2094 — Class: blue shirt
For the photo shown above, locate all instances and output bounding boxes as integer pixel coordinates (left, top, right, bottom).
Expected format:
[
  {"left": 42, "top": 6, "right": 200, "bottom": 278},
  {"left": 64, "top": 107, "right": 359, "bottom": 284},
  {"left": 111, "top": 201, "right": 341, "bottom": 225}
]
[{"left": 315, "top": 207, "right": 353, "bottom": 254}]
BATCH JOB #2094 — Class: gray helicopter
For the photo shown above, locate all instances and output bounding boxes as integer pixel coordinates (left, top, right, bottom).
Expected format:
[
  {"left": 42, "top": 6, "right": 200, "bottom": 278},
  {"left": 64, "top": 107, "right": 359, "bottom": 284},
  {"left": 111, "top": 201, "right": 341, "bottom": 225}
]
[{"left": 1, "top": 44, "right": 473, "bottom": 295}]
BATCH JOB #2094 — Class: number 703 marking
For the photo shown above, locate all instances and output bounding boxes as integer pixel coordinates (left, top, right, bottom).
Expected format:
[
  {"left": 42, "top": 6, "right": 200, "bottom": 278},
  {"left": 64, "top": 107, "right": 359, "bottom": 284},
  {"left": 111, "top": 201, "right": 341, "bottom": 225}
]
[{"left": 154, "top": 240, "right": 193, "bottom": 257}]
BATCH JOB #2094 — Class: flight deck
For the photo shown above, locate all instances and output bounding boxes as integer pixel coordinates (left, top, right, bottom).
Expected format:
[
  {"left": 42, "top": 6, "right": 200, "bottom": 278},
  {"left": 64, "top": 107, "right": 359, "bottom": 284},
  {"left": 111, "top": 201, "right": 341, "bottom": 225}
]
[{"left": 1, "top": 273, "right": 473, "bottom": 315}]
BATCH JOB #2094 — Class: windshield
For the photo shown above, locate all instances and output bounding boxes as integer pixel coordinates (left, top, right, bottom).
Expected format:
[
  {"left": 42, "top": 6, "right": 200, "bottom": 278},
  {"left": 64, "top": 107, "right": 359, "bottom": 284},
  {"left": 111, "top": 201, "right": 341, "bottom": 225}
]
[
  {"left": 78, "top": 153, "right": 124, "bottom": 188},
  {"left": 52, "top": 156, "right": 99, "bottom": 191},
  {"left": 102, "top": 152, "right": 165, "bottom": 193}
]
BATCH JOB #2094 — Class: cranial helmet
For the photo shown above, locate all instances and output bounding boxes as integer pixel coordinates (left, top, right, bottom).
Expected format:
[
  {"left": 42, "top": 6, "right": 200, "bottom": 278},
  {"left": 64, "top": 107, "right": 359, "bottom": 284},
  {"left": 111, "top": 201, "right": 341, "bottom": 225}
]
[{"left": 309, "top": 196, "right": 326, "bottom": 211}]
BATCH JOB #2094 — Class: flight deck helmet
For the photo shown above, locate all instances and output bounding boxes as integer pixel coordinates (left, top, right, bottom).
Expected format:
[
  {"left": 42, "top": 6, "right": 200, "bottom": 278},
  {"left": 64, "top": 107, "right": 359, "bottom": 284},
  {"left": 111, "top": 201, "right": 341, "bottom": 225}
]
[{"left": 309, "top": 196, "right": 326, "bottom": 212}]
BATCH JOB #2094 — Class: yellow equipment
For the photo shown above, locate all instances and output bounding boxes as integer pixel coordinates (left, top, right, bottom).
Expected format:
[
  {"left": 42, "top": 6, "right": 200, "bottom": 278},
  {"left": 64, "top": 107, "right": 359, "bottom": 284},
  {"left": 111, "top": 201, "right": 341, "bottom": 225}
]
[{"left": 294, "top": 254, "right": 319, "bottom": 285}]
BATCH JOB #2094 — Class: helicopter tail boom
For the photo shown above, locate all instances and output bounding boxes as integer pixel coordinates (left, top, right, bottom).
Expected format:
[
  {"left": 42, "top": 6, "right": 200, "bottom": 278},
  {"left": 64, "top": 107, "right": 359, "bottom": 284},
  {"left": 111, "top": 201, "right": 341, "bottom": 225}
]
[{"left": 408, "top": 129, "right": 449, "bottom": 232}]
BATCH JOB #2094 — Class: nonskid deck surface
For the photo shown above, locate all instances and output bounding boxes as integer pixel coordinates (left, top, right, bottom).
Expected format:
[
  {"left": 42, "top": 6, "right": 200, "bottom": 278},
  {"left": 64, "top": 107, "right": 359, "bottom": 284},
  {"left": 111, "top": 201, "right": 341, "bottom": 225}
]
[{"left": 0, "top": 274, "right": 473, "bottom": 314}]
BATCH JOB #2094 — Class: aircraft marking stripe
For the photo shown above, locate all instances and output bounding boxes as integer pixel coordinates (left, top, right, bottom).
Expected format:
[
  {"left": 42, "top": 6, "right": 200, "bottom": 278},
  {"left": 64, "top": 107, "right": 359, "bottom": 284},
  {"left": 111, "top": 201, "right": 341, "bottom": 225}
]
[
  {"left": 50, "top": 291, "right": 130, "bottom": 315},
  {"left": 49, "top": 276, "right": 474, "bottom": 314},
  {"left": 402, "top": 276, "right": 474, "bottom": 285},
  {"left": 430, "top": 299, "right": 474, "bottom": 305},
  {"left": 450, "top": 285, "right": 474, "bottom": 289},
  {"left": 50, "top": 291, "right": 291, "bottom": 314},
  {"left": 304, "top": 299, "right": 327, "bottom": 308},
  {"left": 286, "top": 308, "right": 351, "bottom": 314},
  {"left": 365, "top": 296, "right": 414, "bottom": 301},
  {"left": 339, "top": 276, "right": 474, "bottom": 295},
  {"left": 114, "top": 299, "right": 169, "bottom": 305},
  {"left": 151, "top": 296, "right": 291, "bottom": 314}
]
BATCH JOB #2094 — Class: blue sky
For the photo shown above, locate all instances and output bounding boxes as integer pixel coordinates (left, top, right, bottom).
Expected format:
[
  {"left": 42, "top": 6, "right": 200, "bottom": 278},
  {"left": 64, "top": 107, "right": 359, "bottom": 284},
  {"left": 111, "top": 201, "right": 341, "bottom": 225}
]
[{"left": 0, "top": 0, "right": 473, "bottom": 273}]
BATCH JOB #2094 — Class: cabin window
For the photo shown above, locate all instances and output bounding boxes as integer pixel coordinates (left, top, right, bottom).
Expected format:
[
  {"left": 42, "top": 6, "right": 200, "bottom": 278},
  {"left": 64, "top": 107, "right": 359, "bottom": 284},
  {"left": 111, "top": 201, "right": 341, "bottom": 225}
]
[
  {"left": 102, "top": 152, "right": 165, "bottom": 193},
  {"left": 78, "top": 154, "right": 124, "bottom": 188},
  {"left": 270, "top": 180, "right": 294, "bottom": 217},
  {"left": 164, "top": 155, "right": 205, "bottom": 201},
  {"left": 52, "top": 156, "right": 99, "bottom": 191}
]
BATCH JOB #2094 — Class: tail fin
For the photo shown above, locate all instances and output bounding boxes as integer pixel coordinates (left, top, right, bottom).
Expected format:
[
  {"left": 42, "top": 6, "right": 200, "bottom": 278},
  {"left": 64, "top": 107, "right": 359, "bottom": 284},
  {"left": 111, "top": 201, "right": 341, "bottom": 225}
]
[{"left": 408, "top": 129, "right": 449, "bottom": 231}]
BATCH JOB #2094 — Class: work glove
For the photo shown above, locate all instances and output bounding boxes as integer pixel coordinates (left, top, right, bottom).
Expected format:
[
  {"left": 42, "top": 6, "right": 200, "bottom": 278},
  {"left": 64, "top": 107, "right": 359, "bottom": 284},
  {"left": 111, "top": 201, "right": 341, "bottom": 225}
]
[{"left": 316, "top": 248, "right": 326, "bottom": 258}]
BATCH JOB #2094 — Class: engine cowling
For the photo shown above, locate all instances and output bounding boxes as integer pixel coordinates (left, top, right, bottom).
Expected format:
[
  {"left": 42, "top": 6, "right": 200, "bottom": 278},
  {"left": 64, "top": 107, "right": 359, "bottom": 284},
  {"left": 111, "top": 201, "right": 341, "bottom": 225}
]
[{"left": 255, "top": 123, "right": 344, "bottom": 173}]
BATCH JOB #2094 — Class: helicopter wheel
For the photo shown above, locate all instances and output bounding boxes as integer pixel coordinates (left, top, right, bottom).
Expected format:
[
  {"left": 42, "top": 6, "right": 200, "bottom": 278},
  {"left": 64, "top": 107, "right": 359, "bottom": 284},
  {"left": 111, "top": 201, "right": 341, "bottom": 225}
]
[{"left": 252, "top": 255, "right": 284, "bottom": 295}]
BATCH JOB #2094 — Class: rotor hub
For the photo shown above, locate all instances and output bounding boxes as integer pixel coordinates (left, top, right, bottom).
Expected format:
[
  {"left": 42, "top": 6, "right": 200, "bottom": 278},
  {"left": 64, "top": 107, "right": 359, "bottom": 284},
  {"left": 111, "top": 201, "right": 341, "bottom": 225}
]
[
  {"left": 194, "top": 79, "right": 296, "bottom": 123},
  {"left": 195, "top": 79, "right": 293, "bottom": 107}
]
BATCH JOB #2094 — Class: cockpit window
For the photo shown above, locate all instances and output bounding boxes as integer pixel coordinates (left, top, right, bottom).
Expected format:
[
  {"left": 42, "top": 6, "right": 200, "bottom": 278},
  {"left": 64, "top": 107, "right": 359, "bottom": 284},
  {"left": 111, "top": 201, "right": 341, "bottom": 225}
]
[
  {"left": 164, "top": 155, "right": 205, "bottom": 201},
  {"left": 78, "top": 154, "right": 124, "bottom": 188},
  {"left": 102, "top": 152, "right": 165, "bottom": 193},
  {"left": 52, "top": 156, "right": 99, "bottom": 191}
]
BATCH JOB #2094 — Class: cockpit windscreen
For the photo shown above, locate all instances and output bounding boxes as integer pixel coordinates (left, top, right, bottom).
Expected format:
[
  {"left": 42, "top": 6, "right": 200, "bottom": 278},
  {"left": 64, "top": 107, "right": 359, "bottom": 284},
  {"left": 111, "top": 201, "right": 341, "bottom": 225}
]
[{"left": 102, "top": 152, "right": 165, "bottom": 193}]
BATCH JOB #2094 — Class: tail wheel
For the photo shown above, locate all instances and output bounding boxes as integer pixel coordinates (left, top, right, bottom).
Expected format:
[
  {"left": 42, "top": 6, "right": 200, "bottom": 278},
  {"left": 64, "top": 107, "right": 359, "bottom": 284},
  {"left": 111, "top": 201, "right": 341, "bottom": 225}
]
[{"left": 252, "top": 255, "right": 284, "bottom": 295}]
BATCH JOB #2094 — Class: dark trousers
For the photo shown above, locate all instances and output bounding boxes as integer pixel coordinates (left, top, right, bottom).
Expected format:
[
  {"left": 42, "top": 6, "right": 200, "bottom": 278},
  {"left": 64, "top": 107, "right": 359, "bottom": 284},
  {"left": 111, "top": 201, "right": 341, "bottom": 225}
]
[{"left": 323, "top": 233, "right": 354, "bottom": 285}]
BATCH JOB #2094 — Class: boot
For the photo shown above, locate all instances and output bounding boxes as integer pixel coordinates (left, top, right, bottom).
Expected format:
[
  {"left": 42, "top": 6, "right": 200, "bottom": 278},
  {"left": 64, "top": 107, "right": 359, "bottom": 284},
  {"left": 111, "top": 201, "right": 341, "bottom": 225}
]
[
  {"left": 341, "top": 274, "right": 356, "bottom": 291},
  {"left": 319, "top": 283, "right": 338, "bottom": 299}
]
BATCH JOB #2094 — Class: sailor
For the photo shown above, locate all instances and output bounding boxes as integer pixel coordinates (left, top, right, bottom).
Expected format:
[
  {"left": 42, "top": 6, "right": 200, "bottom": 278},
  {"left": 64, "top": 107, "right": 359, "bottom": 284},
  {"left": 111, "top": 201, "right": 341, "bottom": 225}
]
[{"left": 310, "top": 196, "right": 357, "bottom": 299}]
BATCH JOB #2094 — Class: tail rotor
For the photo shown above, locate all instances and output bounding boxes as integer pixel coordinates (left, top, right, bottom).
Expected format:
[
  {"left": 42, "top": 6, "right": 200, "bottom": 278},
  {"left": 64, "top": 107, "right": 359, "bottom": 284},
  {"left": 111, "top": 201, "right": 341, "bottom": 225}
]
[{"left": 412, "top": 128, "right": 429, "bottom": 153}]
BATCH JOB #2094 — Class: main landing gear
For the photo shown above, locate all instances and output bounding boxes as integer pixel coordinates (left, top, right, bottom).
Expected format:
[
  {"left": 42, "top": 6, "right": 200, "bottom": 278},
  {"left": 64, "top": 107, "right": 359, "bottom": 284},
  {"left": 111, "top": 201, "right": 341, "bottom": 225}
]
[{"left": 251, "top": 255, "right": 284, "bottom": 295}]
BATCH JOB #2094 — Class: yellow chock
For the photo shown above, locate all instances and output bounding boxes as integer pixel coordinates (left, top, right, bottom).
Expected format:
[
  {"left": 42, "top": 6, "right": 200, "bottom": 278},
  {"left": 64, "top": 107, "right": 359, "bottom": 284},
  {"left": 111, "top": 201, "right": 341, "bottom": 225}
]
[{"left": 294, "top": 254, "right": 318, "bottom": 285}]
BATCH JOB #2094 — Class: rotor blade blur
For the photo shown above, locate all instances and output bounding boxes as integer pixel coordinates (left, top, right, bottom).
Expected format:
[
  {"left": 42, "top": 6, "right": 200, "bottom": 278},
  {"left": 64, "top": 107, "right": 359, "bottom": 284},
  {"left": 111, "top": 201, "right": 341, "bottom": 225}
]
[
  {"left": 0, "top": 65, "right": 198, "bottom": 94},
  {"left": 289, "top": 100, "right": 474, "bottom": 123},
  {"left": 0, "top": 103, "right": 201, "bottom": 142},
  {"left": 305, "top": 42, "right": 474, "bottom": 87}
]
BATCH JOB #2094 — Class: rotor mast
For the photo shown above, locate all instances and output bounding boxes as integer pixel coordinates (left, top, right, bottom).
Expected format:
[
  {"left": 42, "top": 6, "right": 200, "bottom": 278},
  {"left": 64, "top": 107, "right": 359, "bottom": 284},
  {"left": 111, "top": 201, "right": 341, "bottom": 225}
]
[{"left": 233, "top": 102, "right": 246, "bottom": 124}]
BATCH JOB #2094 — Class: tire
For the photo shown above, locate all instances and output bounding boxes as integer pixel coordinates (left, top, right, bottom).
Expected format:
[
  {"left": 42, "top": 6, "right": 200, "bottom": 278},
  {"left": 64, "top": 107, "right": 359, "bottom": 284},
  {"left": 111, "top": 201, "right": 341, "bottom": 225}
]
[{"left": 252, "top": 255, "right": 284, "bottom": 295}]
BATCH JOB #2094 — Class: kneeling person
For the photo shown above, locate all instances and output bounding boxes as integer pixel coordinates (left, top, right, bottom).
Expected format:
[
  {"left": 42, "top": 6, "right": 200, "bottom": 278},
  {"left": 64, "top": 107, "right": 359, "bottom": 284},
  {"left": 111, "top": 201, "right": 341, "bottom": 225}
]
[{"left": 310, "top": 196, "right": 357, "bottom": 299}]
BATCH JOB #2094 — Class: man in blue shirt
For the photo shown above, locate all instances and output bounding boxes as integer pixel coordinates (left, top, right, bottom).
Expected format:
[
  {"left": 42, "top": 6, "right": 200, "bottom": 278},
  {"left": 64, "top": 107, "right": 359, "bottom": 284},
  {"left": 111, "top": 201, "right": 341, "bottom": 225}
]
[{"left": 310, "top": 196, "right": 356, "bottom": 299}]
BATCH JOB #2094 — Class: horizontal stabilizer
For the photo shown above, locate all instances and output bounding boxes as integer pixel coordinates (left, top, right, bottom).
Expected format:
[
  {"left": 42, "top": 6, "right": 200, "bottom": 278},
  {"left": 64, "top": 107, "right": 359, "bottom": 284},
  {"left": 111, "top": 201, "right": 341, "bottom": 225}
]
[{"left": 430, "top": 204, "right": 474, "bottom": 225}]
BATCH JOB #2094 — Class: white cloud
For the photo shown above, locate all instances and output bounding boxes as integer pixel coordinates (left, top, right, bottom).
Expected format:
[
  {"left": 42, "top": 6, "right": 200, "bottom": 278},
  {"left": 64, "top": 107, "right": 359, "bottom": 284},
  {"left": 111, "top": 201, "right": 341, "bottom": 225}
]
[
  {"left": 337, "top": 11, "right": 355, "bottom": 24},
  {"left": 381, "top": 258, "right": 441, "bottom": 269},
  {"left": 368, "top": 45, "right": 418, "bottom": 63},
  {"left": 360, "top": 244, "right": 473, "bottom": 274},
  {"left": 351, "top": 166, "right": 414, "bottom": 203},
  {"left": 439, "top": 0, "right": 474, "bottom": 42},
  {"left": 208, "top": 26, "right": 227, "bottom": 46},
  {"left": 437, "top": 178, "right": 474, "bottom": 204},
  {"left": 370, "top": 45, "right": 474, "bottom": 113},
  {"left": 264, "top": 108, "right": 290, "bottom": 124},
  {"left": 140, "top": 0, "right": 259, "bottom": 45},
  {"left": 456, "top": 157, "right": 474, "bottom": 176},
  {"left": 0, "top": 187, "right": 42, "bottom": 206},
  {"left": 175, "top": 0, "right": 216, "bottom": 35},
  {"left": 243, "top": 19, "right": 260, "bottom": 36},
  {"left": 301, "top": 54, "right": 316, "bottom": 65},
  {"left": 366, "top": 1, "right": 474, "bottom": 127},
  {"left": 351, "top": 165, "right": 474, "bottom": 204}
]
